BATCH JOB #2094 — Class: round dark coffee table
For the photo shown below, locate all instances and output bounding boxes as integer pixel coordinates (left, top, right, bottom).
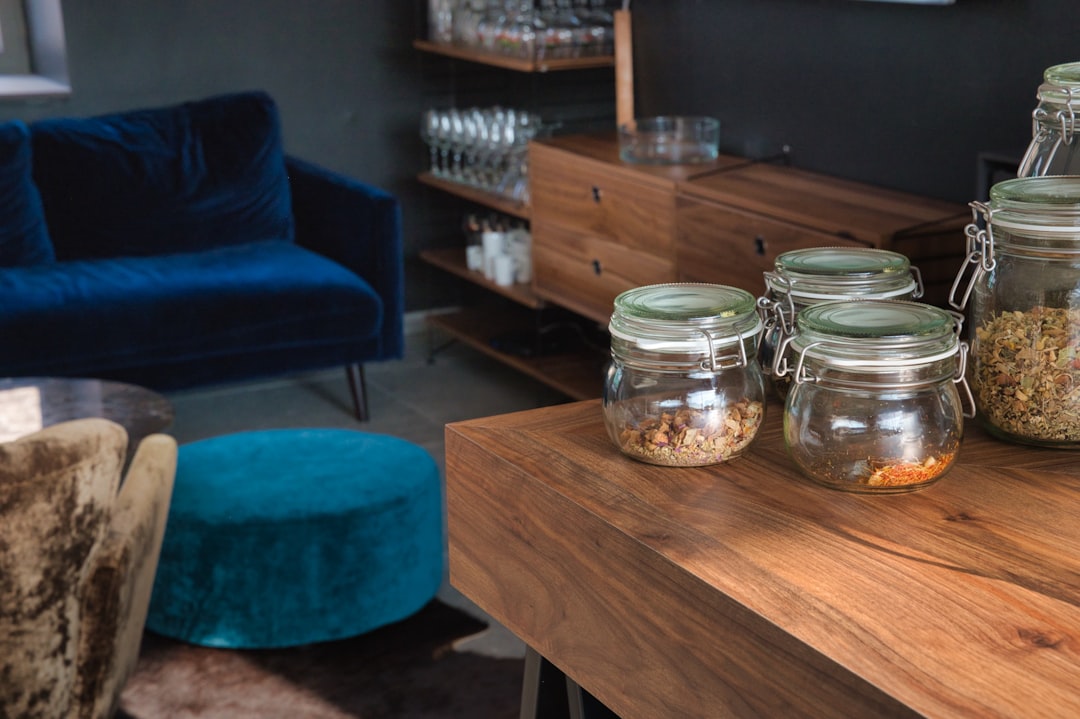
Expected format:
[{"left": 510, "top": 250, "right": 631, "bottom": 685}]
[{"left": 0, "top": 377, "right": 174, "bottom": 452}]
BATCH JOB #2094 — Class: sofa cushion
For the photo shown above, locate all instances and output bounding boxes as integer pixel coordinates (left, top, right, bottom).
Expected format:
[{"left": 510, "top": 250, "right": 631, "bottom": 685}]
[
  {"left": 30, "top": 91, "right": 293, "bottom": 261},
  {"left": 0, "top": 241, "right": 381, "bottom": 377},
  {"left": 0, "top": 120, "right": 54, "bottom": 267}
]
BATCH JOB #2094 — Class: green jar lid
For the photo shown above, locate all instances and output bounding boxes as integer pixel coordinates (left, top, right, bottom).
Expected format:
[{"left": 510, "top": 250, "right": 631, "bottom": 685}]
[
  {"left": 791, "top": 300, "right": 959, "bottom": 367},
  {"left": 798, "top": 299, "right": 953, "bottom": 339},
  {"left": 1038, "top": 61, "right": 1080, "bottom": 106},
  {"left": 614, "top": 283, "right": 756, "bottom": 321},
  {"left": 991, "top": 176, "right": 1080, "bottom": 205},
  {"left": 768, "top": 247, "right": 916, "bottom": 300},
  {"left": 985, "top": 176, "right": 1080, "bottom": 237},
  {"left": 1044, "top": 61, "right": 1080, "bottom": 86},
  {"left": 610, "top": 283, "right": 762, "bottom": 359},
  {"left": 776, "top": 247, "right": 909, "bottom": 277}
]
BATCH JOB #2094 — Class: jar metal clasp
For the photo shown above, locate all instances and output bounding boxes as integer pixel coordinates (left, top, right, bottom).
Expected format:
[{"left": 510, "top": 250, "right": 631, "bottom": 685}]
[
  {"left": 1021, "top": 86, "right": 1076, "bottom": 176},
  {"left": 772, "top": 334, "right": 822, "bottom": 385},
  {"left": 760, "top": 272, "right": 797, "bottom": 334},
  {"left": 948, "top": 201, "right": 997, "bottom": 312},
  {"left": 698, "top": 328, "right": 749, "bottom": 371},
  {"left": 788, "top": 340, "right": 824, "bottom": 385},
  {"left": 955, "top": 340, "right": 977, "bottom": 419}
]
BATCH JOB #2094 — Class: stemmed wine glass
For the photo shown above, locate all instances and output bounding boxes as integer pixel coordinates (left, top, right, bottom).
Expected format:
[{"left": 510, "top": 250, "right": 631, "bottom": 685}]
[
  {"left": 420, "top": 105, "right": 545, "bottom": 197},
  {"left": 420, "top": 110, "right": 441, "bottom": 175}
]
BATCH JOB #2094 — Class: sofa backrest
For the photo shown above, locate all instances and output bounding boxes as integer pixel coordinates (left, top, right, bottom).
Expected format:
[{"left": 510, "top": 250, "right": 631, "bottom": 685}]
[
  {"left": 30, "top": 91, "right": 295, "bottom": 261},
  {"left": 0, "top": 120, "right": 55, "bottom": 268}
]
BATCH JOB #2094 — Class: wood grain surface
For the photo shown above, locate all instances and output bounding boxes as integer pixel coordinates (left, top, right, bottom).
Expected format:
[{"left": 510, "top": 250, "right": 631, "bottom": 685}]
[{"left": 445, "top": 400, "right": 1080, "bottom": 719}]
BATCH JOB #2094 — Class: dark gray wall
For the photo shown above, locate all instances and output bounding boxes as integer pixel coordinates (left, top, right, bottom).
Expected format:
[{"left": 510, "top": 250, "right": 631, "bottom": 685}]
[
  {"left": 0, "top": 0, "right": 454, "bottom": 309},
  {"left": 0, "top": 0, "right": 1073, "bottom": 313},
  {"left": 632, "top": 0, "right": 1076, "bottom": 204}
]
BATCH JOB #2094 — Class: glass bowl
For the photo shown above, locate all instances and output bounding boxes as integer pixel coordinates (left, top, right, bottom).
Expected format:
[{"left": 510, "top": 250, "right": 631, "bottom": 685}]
[{"left": 618, "top": 116, "right": 720, "bottom": 165}]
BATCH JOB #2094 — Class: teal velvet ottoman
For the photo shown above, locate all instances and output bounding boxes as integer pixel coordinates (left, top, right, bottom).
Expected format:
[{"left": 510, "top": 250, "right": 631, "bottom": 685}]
[{"left": 146, "top": 428, "right": 444, "bottom": 648}]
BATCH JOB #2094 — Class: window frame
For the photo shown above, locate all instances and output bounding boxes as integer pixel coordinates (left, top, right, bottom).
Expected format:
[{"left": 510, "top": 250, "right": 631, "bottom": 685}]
[{"left": 0, "top": 0, "right": 69, "bottom": 99}]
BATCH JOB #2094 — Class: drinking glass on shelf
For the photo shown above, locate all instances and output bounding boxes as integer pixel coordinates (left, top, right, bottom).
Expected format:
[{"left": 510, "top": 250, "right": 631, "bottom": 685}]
[
  {"left": 448, "top": 108, "right": 467, "bottom": 180},
  {"left": 452, "top": 0, "right": 485, "bottom": 48},
  {"left": 420, "top": 109, "right": 441, "bottom": 175},
  {"left": 578, "top": 0, "right": 614, "bottom": 56},
  {"left": 420, "top": 105, "right": 546, "bottom": 198}
]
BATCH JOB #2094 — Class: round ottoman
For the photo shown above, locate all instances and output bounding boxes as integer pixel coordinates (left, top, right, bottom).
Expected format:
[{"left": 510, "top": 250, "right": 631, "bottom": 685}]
[{"left": 146, "top": 428, "right": 445, "bottom": 649}]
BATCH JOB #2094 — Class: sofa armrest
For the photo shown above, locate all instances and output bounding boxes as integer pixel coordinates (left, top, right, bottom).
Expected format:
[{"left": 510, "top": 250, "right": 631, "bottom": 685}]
[{"left": 286, "top": 155, "right": 404, "bottom": 360}]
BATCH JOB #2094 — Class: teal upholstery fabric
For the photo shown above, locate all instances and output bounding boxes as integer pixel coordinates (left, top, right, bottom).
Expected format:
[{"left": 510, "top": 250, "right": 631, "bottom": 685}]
[
  {"left": 146, "top": 429, "right": 445, "bottom": 649},
  {"left": 0, "top": 120, "right": 54, "bottom": 267}
]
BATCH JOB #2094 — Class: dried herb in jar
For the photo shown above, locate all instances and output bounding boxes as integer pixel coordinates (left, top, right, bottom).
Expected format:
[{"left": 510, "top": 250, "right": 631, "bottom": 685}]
[
  {"left": 974, "top": 306, "right": 1080, "bottom": 442},
  {"left": 618, "top": 399, "right": 764, "bottom": 466}
]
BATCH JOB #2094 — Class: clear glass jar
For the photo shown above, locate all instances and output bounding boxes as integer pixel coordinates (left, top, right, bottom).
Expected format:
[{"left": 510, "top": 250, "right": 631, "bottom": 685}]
[
  {"left": 428, "top": 0, "right": 455, "bottom": 44},
  {"left": 949, "top": 175, "right": 1080, "bottom": 447},
  {"left": 1018, "top": 62, "right": 1080, "bottom": 178},
  {"left": 776, "top": 300, "right": 971, "bottom": 493},
  {"left": 602, "top": 283, "right": 766, "bottom": 467},
  {"left": 758, "top": 247, "right": 923, "bottom": 398}
]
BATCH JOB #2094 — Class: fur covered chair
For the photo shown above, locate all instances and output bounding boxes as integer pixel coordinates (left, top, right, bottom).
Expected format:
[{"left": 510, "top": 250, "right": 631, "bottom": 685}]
[{"left": 0, "top": 418, "right": 177, "bottom": 718}]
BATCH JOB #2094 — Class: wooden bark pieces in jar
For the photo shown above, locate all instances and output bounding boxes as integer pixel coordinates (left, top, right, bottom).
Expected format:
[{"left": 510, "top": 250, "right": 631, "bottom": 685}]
[
  {"left": 757, "top": 247, "right": 923, "bottom": 399},
  {"left": 950, "top": 176, "right": 1080, "bottom": 447},
  {"left": 775, "top": 300, "right": 972, "bottom": 493},
  {"left": 602, "top": 283, "right": 766, "bottom": 467}
]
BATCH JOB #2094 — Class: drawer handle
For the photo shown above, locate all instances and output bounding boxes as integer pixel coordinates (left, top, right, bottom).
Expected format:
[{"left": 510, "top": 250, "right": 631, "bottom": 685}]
[
  {"left": 592, "top": 259, "right": 602, "bottom": 275},
  {"left": 754, "top": 235, "right": 767, "bottom": 256},
  {"left": 591, "top": 186, "right": 602, "bottom": 203}
]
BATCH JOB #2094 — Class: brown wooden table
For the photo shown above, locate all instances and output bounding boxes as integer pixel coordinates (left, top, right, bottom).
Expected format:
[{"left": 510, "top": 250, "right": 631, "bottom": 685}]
[{"left": 445, "top": 399, "right": 1080, "bottom": 719}]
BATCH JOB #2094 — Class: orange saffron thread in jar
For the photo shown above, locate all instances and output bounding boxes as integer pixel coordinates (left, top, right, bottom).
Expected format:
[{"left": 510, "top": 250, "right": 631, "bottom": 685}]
[{"left": 864, "top": 452, "right": 956, "bottom": 487}]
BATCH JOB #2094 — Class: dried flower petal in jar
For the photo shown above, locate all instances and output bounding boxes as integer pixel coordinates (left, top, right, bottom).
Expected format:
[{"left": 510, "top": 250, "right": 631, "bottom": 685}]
[
  {"left": 776, "top": 300, "right": 972, "bottom": 493},
  {"left": 603, "top": 283, "right": 766, "bottom": 467}
]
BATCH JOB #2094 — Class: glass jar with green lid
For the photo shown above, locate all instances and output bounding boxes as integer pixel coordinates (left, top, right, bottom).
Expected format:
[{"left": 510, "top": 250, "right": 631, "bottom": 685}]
[
  {"left": 758, "top": 247, "right": 923, "bottom": 397},
  {"left": 1018, "top": 61, "right": 1080, "bottom": 178},
  {"left": 603, "top": 283, "right": 766, "bottom": 467},
  {"left": 776, "top": 300, "right": 971, "bottom": 493},
  {"left": 950, "top": 175, "right": 1080, "bottom": 447}
]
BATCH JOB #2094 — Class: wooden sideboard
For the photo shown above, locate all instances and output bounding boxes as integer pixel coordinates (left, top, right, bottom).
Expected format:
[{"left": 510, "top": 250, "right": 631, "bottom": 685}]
[
  {"left": 425, "top": 131, "right": 973, "bottom": 400},
  {"left": 446, "top": 399, "right": 1080, "bottom": 718},
  {"left": 529, "top": 133, "right": 971, "bottom": 325},
  {"left": 529, "top": 134, "right": 742, "bottom": 323}
]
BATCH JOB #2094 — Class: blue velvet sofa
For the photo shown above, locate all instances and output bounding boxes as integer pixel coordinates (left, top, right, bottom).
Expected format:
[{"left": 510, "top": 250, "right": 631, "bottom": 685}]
[{"left": 0, "top": 91, "right": 403, "bottom": 419}]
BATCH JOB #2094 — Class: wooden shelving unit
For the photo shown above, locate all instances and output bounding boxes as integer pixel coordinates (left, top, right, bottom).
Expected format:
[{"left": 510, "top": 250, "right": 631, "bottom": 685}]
[
  {"left": 413, "top": 39, "right": 614, "bottom": 73},
  {"left": 416, "top": 35, "right": 614, "bottom": 402},
  {"left": 417, "top": 172, "right": 530, "bottom": 220},
  {"left": 426, "top": 306, "right": 605, "bottom": 401},
  {"left": 419, "top": 247, "right": 543, "bottom": 308}
]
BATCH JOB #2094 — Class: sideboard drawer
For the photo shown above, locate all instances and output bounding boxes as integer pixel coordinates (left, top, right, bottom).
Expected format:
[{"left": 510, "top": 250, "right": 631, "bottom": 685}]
[
  {"left": 531, "top": 220, "right": 677, "bottom": 323},
  {"left": 676, "top": 196, "right": 868, "bottom": 295},
  {"left": 530, "top": 142, "right": 676, "bottom": 256}
]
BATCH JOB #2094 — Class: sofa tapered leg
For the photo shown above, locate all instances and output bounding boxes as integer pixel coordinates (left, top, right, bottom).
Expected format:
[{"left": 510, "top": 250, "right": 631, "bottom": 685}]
[{"left": 345, "top": 364, "right": 368, "bottom": 422}]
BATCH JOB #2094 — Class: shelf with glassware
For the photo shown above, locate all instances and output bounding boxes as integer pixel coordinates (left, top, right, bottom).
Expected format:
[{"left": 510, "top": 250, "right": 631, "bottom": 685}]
[
  {"left": 420, "top": 206, "right": 608, "bottom": 403},
  {"left": 419, "top": 210, "right": 539, "bottom": 309},
  {"left": 418, "top": 104, "right": 543, "bottom": 310},
  {"left": 417, "top": 120, "right": 609, "bottom": 400},
  {"left": 413, "top": 40, "right": 613, "bottom": 73},
  {"left": 417, "top": 171, "right": 529, "bottom": 220},
  {"left": 419, "top": 0, "right": 617, "bottom": 73},
  {"left": 416, "top": 1, "right": 618, "bottom": 401}
]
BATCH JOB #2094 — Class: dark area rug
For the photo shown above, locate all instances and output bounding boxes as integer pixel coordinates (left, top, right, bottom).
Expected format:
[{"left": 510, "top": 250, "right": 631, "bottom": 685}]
[{"left": 119, "top": 601, "right": 524, "bottom": 719}]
